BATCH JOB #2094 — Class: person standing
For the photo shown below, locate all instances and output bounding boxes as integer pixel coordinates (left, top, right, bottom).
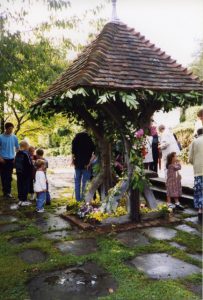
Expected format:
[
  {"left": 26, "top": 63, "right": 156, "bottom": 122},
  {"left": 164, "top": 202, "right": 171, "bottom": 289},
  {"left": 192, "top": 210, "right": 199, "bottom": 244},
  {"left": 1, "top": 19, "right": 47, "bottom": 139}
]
[
  {"left": 158, "top": 124, "right": 180, "bottom": 176},
  {"left": 189, "top": 127, "right": 203, "bottom": 223},
  {"left": 72, "top": 131, "right": 95, "bottom": 201},
  {"left": 166, "top": 152, "right": 184, "bottom": 210},
  {"left": 15, "top": 141, "right": 33, "bottom": 206},
  {"left": 34, "top": 159, "right": 47, "bottom": 213},
  {"left": 143, "top": 135, "right": 153, "bottom": 170},
  {"left": 0, "top": 122, "right": 19, "bottom": 198},
  {"left": 194, "top": 108, "right": 203, "bottom": 137}
]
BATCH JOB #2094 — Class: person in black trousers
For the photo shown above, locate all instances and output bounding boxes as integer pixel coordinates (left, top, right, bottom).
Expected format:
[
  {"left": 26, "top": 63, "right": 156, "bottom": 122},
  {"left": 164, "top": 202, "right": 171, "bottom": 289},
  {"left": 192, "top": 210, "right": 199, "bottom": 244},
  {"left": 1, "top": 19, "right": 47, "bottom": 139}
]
[
  {"left": 15, "top": 141, "right": 33, "bottom": 206},
  {"left": 0, "top": 122, "right": 19, "bottom": 198}
]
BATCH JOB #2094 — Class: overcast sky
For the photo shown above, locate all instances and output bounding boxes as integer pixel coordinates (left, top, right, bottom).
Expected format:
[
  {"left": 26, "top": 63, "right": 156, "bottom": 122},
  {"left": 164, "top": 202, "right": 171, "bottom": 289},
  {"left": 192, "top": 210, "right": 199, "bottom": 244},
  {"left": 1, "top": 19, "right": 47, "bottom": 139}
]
[{"left": 4, "top": 0, "right": 203, "bottom": 66}]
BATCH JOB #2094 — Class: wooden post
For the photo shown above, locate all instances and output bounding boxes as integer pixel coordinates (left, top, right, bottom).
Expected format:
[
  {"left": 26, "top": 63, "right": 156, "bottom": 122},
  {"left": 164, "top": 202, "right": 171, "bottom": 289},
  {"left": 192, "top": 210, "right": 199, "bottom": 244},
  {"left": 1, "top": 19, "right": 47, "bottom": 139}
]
[{"left": 129, "top": 187, "right": 140, "bottom": 222}]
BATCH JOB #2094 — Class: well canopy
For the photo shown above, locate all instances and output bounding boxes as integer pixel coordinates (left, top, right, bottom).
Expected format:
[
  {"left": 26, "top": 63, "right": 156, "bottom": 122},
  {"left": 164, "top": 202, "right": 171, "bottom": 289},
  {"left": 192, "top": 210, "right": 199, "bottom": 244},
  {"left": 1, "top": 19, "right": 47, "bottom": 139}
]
[{"left": 36, "top": 21, "right": 203, "bottom": 104}]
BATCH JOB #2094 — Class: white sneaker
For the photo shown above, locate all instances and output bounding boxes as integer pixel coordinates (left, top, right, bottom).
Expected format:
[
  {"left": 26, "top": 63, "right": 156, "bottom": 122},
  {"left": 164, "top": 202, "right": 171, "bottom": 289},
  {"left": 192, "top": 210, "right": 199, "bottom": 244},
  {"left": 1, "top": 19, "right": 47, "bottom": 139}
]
[
  {"left": 30, "top": 193, "right": 35, "bottom": 201},
  {"left": 20, "top": 201, "right": 32, "bottom": 206},
  {"left": 18, "top": 201, "right": 23, "bottom": 206},
  {"left": 168, "top": 203, "right": 175, "bottom": 209},
  {"left": 36, "top": 208, "right": 44, "bottom": 213}
]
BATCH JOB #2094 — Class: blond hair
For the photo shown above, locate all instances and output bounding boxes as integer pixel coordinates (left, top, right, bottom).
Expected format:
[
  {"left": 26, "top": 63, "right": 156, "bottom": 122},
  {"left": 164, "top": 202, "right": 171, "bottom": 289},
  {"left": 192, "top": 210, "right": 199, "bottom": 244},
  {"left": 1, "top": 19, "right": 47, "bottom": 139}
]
[{"left": 35, "top": 159, "right": 46, "bottom": 169}]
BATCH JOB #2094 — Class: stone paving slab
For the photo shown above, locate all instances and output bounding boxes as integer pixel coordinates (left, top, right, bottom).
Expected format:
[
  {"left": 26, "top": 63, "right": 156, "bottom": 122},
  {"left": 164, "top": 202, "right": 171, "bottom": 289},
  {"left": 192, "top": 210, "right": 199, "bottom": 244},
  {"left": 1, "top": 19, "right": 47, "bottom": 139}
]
[
  {"left": 175, "top": 224, "right": 201, "bottom": 236},
  {"left": 188, "top": 253, "right": 202, "bottom": 262},
  {"left": 55, "top": 239, "right": 98, "bottom": 256},
  {"left": 169, "top": 242, "right": 187, "bottom": 251},
  {"left": 141, "top": 227, "right": 177, "bottom": 240},
  {"left": 0, "top": 223, "right": 22, "bottom": 233},
  {"left": 44, "top": 230, "right": 74, "bottom": 240},
  {"left": 184, "top": 216, "right": 199, "bottom": 225},
  {"left": 35, "top": 213, "right": 72, "bottom": 232},
  {"left": 19, "top": 249, "right": 47, "bottom": 264},
  {"left": 28, "top": 262, "right": 117, "bottom": 300},
  {"left": 116, "top": 230, "right": 150, "bottom": 247},
  {"left": 129, "top": 253, "right": 201, "bottom": 279},
  {"left": 0, "top": 214, "right": 18, "bottom": 223},
  {"left": 9, "top": 237, "right": 35, "bottom": 245}
]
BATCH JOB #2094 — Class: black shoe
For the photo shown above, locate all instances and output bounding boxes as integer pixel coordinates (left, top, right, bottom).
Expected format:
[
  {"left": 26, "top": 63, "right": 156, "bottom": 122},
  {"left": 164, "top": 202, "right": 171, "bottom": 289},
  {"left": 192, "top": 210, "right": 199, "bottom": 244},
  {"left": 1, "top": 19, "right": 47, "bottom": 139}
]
[{"left": 175, "top": 203, "right": 184, "bottom": 211}]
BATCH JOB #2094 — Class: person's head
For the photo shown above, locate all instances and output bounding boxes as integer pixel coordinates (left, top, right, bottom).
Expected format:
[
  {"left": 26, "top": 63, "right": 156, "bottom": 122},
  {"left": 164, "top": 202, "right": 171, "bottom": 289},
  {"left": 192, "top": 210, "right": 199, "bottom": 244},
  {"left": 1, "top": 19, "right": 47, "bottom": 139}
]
[
  {"left": 29, "top": 146, "right": 35, "bottom": 155},
  {"left": 36, "top": 148, "right": 44, "bottom": 158},
  {"left": 166, "top": 152, "right": 177, "bottom": 169},
  {"left": 35, "top": 159, "right": 46, "bottom": 170},
  {"left": 158, "top": 124, "right": 165, "bottom": 133},
  {"left": 197, "top": 108, "right": 203, "bottom": 121},
  {"left": 4, "top": 122, "right": 14, "bottom": 135},
  {"left": 19, "top": 140, "right": 29, "bottom": 151},
  {"left": 197, "top": 127, "right": 203, "bottom": 136}
]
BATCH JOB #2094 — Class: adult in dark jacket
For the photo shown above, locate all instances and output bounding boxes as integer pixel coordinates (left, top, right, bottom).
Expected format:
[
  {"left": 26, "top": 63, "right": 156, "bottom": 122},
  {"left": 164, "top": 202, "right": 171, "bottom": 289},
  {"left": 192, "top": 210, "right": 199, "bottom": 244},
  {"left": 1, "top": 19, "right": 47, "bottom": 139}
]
[
  {"left": 15, "top": 140, "right": 33, "bottom": 206},
  {"left": 72, "top": 132, "right": 95, "bottom": 201}
]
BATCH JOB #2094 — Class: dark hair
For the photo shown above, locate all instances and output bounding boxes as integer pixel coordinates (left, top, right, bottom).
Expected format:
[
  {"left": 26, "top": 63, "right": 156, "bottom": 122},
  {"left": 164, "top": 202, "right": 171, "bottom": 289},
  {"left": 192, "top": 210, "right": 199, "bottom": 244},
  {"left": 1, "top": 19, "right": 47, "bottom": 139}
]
[
  {"left": 197, "top": 108, "right": 203, "bottom": 118},
  {"left": 166, "top": 152, "right": 176, "bottom": 169},
  {"left": 5, "top": 122, "right": 14, "bottom": 129},
  {"left": 197, "top": 127, "right": 203, "bottom": 136},
  {"left": 36, "top": 148, "right": 44, "bottom": 156}
]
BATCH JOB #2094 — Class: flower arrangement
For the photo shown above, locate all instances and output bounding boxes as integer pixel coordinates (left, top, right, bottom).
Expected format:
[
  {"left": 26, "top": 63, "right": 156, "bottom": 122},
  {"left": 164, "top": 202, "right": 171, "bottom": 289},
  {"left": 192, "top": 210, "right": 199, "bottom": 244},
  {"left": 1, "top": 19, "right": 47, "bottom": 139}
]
[{"left": 66, "top": 198, "right": 82, "bottom": 213}]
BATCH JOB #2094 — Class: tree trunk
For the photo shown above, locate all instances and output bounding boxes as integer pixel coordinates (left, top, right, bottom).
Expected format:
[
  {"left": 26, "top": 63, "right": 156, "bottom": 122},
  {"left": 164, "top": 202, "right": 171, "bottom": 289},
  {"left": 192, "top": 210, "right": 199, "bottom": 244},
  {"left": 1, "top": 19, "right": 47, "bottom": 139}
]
[{"left": 0, "top": 92, "right": 5, "bottom": 133}]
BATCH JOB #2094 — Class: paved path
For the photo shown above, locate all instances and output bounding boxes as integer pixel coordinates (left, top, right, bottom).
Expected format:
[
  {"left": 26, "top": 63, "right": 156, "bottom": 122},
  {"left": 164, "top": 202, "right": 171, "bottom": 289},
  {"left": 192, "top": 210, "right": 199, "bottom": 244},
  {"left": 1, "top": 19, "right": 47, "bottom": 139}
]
[{"left": 0, "top": 163, "right": 202, "bottom": 300}]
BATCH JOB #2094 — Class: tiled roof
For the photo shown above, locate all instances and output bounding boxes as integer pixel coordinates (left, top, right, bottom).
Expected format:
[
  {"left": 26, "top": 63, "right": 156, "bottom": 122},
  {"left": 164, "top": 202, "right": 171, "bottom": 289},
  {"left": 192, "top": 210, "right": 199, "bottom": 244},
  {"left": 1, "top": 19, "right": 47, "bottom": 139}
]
[{"left": 36, "top": 21, "right": 203, "bottom": 103}]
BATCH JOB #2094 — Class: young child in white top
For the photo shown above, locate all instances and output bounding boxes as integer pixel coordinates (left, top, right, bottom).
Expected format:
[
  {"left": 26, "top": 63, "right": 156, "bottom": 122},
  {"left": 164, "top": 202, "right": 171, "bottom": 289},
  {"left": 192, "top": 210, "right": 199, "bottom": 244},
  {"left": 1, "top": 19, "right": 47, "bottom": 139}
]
[{"left": 34, "top": 159, "right": 47, "bottom": 213}]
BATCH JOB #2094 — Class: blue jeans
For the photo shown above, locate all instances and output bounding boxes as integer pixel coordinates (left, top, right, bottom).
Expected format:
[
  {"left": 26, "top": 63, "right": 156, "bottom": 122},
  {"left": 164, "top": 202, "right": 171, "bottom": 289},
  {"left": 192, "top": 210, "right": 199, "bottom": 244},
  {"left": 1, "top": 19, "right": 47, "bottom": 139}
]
[
  {"left": 74, "top": 168, "right": 91, "bottom": 201},
  {"left": 36, "top": 192, "right": 46, "bottom": 210}
]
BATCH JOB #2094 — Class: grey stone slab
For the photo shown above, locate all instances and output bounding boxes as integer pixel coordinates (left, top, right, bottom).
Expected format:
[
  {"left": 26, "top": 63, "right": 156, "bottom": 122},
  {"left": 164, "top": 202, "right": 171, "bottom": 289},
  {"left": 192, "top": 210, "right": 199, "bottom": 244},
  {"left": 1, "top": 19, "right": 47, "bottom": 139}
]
[
  {"left": 44, "top": 230, "right": 72, "bottom": 240},
  {"left": 116, "top": 231, "right": 150, "bottom": 247},
  {"left": 35, "top": 213, "right": 72, "bottom": 232},
  {"left": 129, "top": 253, "right": 201, "bottom": 279},
  {"left": 28, "top": 262, "right": 117, "bottom": 300},
  {"left": 169, "top": 242, "right": 187, "bottom": 251},
  {"left": 0, "top": 223, "right": 21, "bottom": 233},
  {"left": 141, "top": 227, "right": 177, "bottom": 240},
  {"left": 55, "top": 239, "right": 98, "bottom": 256},
  {"left": 19, "top": 249, "right": 47, "bottom": 264},
  {"left": 184, "top": 208, "right": 197, "bottom": 216},
  {"left": 185, "top": 284, "right": 202, "bottom": 298},
  {"left": 175, "top": 224, "right": 201, "bottom": 236},
  {"left": 0, "top": 214, "right": 18, "bottom": 223},
  {"left": 9, "top": 237, "right": 35, "bottom": 245},
  {"left": 188, "top": 253, "right": 202, "bottom": 262},
  {"left": 184, "top": 216, "right": 199, "bottom": 225}
]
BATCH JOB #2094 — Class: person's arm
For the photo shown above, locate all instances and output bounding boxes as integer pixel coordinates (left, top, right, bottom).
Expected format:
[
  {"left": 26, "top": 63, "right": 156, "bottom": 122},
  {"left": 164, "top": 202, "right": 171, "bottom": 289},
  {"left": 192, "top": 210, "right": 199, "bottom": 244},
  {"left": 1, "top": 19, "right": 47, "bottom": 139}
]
[
  {"left": 159, "top": 134, "right": 170, "bottom": 150},
  {"left": 173, "top": 163, "right": 181, "bottom": 171},
  {"left": 188, "top": 143, "right": 194, "bottom": 164},
  {"left": 15, "top": 136, "right": 19, "bottom": 152}
]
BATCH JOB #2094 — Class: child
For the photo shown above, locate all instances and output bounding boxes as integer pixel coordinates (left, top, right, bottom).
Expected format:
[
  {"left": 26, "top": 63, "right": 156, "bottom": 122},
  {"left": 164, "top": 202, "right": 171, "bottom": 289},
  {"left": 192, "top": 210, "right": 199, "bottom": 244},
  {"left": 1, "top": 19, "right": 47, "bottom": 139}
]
[
  {"left": 15, "top": 140, "right": 33, "bottom": 206},
  {"left": 166, "top": 152, "right": 184, "bottom": 210},
  {"left": 34, "top": 159, "right": 47, "bottom": 213},
  {"left": 36, "top": 148, "right": 50, "bottom": 205},
  {"left": 28, "top": 146, "right": 37, "bottom": 201},
  {"left": 36, "top": 148, "right": 48, "bottom": 168}
]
